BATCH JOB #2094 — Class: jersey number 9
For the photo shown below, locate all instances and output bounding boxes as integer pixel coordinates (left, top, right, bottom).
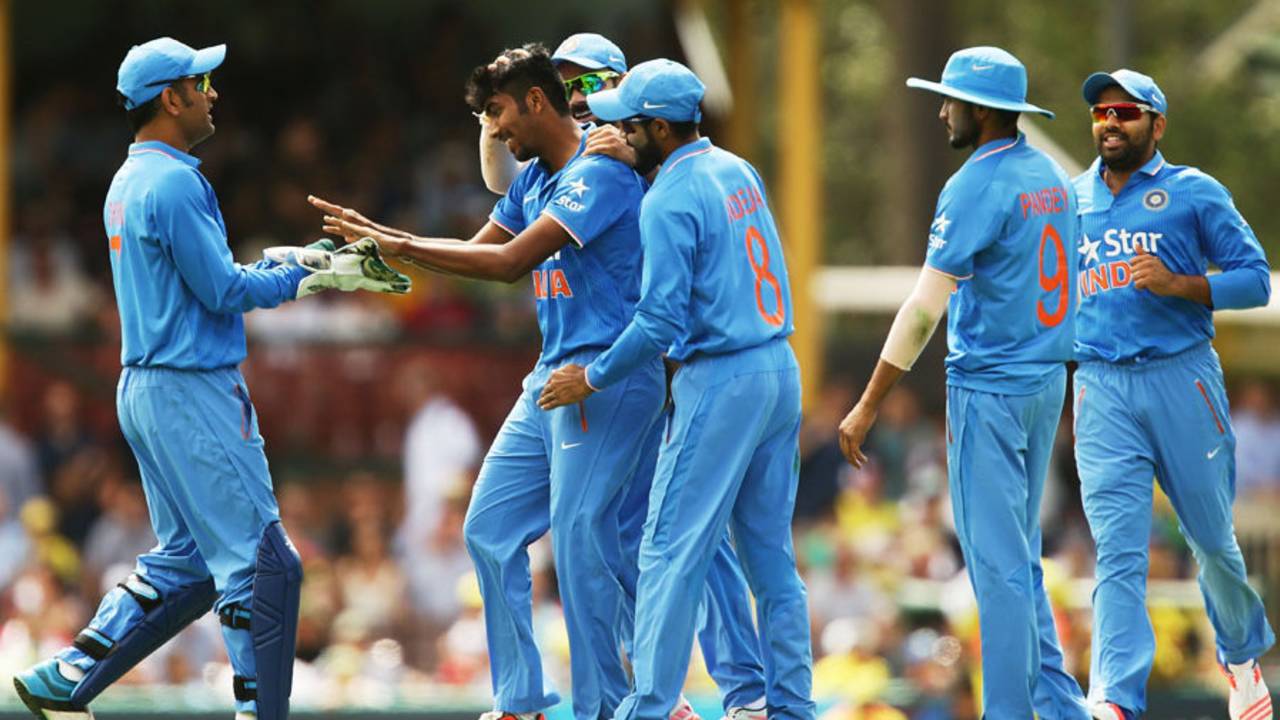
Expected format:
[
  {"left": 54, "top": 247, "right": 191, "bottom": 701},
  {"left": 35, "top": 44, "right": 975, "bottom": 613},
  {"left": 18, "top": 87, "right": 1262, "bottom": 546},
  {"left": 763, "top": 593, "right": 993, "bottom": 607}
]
[{"left": 1037, "top": 224, "right": 1069, "bottom": 328}]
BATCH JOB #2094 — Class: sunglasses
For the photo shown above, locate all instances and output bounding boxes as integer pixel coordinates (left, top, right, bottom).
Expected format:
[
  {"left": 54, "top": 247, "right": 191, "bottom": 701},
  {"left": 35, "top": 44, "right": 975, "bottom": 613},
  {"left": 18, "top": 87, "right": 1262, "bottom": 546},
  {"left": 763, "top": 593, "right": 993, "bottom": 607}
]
[
  {"left": 564, "top": 70, "right": 619, "bottom": 98},
  {"left": 1090, "top": 102, "right": 1155, "bottom": 123},
  {"left": 145, "top": 72, "right": 213, "bottom": 94}
]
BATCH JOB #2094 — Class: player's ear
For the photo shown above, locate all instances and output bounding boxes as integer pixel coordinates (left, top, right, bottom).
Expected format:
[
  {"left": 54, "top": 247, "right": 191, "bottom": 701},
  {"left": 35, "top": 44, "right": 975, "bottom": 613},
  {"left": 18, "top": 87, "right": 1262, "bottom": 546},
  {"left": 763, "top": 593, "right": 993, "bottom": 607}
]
[
  {"left": 526, "top": 86, "right": 546, "bottom": 114},
  {"left": 159, "top": 86, "right": 182, "bottom": 117},
  {"left": 652, "top": 118, "right": 670, "bottom": 139},
  {"left": 1151, "top": 113, "right": 1166, "bottom": 143}
]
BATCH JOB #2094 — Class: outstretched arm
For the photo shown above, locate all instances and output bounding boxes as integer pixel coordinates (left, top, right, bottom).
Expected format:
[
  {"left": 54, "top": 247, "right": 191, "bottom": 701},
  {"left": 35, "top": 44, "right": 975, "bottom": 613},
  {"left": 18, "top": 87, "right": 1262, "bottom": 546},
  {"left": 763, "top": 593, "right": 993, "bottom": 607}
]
[{"left": 328, "top": 213, "right": 569, "bottom": 284}]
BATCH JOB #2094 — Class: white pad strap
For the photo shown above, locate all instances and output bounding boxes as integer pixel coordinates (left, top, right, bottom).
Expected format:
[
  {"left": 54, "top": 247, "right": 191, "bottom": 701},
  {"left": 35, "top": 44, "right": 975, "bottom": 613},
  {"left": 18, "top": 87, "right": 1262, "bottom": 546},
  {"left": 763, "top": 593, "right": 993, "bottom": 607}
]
[{"left": 880, "top": 266, "right": 956, "bottom": 371}]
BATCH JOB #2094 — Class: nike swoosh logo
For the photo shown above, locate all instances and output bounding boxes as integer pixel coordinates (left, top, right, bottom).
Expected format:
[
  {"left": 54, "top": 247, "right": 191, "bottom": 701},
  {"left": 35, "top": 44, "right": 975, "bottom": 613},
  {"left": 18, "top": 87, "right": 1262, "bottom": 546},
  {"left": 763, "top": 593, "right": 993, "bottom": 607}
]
[
  {"left": 561, "top": 441, "right": 583, "bottom": 450},
  {"left": 972, "top": 63, "right": 995, "bottom": 71},
  {"left": 1207, "top": 446, "right": 1221, "bottom": 459},
  {"left": 609, "top": 56, "right": 624, "bottom": 62},
  {"left": 642, "top": 101, "right": 667, "bottom": 109}
]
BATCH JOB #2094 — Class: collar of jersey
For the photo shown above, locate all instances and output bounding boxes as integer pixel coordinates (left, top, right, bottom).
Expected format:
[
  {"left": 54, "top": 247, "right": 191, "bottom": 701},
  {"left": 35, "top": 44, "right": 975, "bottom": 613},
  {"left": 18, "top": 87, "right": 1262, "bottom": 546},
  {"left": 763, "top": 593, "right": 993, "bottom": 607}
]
[
  {"left": 965, "top": 132, "right": 1023, "bottom": 166},
  {"left": 128, "top": 140, "right": 200, "bottom": 168},
  {"left": 660, "top": 137, "right": 713, "bottom": 177},
  {"left": 1136, "top": 150, "right": 1166, "bottom": 176}
]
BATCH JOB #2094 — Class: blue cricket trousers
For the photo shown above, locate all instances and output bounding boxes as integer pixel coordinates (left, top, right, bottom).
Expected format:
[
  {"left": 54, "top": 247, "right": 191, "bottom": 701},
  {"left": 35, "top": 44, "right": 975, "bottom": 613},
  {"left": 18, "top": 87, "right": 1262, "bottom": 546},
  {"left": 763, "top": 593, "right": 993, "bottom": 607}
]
[
  {"left": 1075, "top": 343, "right": 1274, "bottom": 714},
  {"left": 947, "top": 367, "right": 1088, "bottom": 720}
]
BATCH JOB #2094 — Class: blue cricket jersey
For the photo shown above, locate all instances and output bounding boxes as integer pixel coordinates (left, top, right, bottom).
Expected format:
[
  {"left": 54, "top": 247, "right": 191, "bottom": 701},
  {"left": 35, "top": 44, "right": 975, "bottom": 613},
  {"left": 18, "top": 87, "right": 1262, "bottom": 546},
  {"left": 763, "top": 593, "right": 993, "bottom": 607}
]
[
  {"left": 490, "top": 130, "right": 648, "bottom": 366},
  {"left": 104, "top": 141, "right": 306, "bottom": 369},
  {"left": 925, "top": 133, "right": 1077, "bottom": 395},
  {"left": 587, "top": 137, "right": 793, "bottom": 389},
  {"left": 1073, "top": 151, "right": 1271, "bottom": 363}
]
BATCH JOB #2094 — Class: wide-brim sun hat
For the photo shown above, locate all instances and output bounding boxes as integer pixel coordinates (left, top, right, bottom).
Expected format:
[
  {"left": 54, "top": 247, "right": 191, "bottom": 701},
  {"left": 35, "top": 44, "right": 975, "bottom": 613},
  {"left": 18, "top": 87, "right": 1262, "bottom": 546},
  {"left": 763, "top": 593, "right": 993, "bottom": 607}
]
[{"left": 906, "top": 45, "right": 1054, "bottom": 119}]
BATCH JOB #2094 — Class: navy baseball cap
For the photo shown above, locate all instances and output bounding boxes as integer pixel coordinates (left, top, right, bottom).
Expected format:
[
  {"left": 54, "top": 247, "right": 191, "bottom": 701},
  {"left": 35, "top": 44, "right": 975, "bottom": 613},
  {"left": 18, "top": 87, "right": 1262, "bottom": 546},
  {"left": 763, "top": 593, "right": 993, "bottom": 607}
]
[
  {"left": 587, "top": 58, "right": 704, "bottom": 123},
  {"left": 906, "top": 46, "right": 1054, "bottom": 119},
  {"left": 117, "top": 37, "right": 226, "bottom": 110},
  {"left": 552, "top": 33, "right": 627, "bottom": 74},
  {"left": 1082, "top": 69, "right": 1167, "bottom": 115}
]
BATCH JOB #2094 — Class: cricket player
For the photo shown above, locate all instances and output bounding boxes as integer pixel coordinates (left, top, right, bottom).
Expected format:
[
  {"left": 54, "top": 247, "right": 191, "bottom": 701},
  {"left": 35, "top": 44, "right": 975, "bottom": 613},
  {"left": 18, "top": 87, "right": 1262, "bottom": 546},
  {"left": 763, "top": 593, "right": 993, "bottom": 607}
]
[
  {"left": 1071, "top": 69, "right": 1274, "bottom": 720},
  {"left": 12, "top": 37, "right": 404, "bottom": 720},
  {"left": 836, "top": 47, "right": 1088, "bottom": 719},
  {"left": 479, "top": 33, "right": 628, "bottom": 194},
  {"left": 538, "top": 58, "right": 815, "bottom": 720},
  {"left": 474, "top": 33, "right": 768, "bottom": 720},
  {"left": 320, "top": 45, "right": 665, "bottom": 720}
]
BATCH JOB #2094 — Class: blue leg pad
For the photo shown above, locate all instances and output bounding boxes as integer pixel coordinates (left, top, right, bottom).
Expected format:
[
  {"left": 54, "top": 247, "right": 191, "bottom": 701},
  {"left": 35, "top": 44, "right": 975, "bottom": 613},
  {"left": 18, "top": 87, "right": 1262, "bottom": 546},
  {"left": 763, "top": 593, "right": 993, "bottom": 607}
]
[
  {"left": 247, "top": 521, "right": 303, "bottom": 720},
  {"left": 69, "top": 574, "right": 217, "bottom": 706}
]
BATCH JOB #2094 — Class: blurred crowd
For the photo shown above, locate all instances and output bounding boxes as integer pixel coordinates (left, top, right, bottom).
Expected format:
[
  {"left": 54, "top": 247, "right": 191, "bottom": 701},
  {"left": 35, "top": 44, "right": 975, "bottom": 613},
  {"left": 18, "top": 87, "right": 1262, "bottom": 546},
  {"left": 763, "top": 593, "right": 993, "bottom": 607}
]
[{"left": 2, "top": 367, "right": 1279, "bottom": 716}]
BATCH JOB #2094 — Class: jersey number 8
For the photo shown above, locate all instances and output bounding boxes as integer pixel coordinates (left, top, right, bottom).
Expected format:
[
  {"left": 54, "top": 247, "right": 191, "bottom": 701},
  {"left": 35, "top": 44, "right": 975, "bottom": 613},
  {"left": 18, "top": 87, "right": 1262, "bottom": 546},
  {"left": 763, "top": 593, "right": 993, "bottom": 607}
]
[{"left": 745, "top": 226, "right": 785, "bottom": 327}]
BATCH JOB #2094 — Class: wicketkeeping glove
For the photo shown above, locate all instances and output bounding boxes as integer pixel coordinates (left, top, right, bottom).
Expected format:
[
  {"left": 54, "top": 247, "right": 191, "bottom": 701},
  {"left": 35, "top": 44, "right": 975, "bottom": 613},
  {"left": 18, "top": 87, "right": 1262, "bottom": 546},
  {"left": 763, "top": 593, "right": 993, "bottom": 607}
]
[{"left": 264, "top": 237, "right": 412, "bottom": 298}]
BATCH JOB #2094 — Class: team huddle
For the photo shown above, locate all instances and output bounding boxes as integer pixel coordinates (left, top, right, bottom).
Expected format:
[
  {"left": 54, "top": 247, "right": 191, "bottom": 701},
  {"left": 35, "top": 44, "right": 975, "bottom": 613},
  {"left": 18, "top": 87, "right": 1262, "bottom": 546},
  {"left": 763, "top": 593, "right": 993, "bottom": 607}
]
[{"left": 7, "top": 29, "right": 1274, "bottom": 720}]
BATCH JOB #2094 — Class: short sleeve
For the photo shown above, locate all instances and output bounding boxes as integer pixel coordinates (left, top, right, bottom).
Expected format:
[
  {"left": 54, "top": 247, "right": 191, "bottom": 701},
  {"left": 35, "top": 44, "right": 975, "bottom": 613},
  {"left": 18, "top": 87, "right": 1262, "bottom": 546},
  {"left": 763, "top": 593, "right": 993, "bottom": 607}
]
[
  {"left": 924, "top": 173, "right": 1005, "bottom": 280},
  {"left": 542, "top": 157, "right": 638, "bottom": 248},
  {"left": 490, "top": 166, "right": 532, "bottom": 237}
]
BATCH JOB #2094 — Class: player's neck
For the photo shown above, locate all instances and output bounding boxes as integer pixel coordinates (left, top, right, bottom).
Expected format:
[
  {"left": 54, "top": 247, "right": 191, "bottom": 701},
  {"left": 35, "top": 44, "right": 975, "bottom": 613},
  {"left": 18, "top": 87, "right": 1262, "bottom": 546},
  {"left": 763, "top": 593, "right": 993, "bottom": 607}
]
[
  {"left": 658, "top": 132, "right": 703, "bottom": 164},
  {"left": 973, "top": 126, "right": 1017, "bottom": 150},
  {"left": 134, "top": 123, "right": 191, "bottom": 154},
  {"left": 1101, "top": 150, "right": 1154, "bottom": 195},
  {"left": 540, "top": 119, "right": 583, "bottom": 174},
  {"left": 1102, "top": 166, "right": 1133, "bottom": 195}
]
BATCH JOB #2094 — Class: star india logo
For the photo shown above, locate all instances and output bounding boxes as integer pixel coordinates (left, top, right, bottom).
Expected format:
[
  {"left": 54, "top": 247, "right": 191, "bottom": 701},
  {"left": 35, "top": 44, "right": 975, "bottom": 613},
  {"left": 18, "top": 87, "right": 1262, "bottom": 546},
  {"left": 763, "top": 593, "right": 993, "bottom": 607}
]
[
  {"left": 928, "top": 212, "right": 951, "bottom": 251},
  {"left": 1078, "top": 233, "right": 1101, "bottom": 265}
]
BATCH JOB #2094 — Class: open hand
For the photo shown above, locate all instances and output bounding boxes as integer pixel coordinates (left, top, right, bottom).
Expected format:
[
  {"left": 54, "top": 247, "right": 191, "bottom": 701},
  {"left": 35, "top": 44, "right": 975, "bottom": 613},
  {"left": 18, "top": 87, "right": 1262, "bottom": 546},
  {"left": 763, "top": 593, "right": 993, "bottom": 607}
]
[
  {"left": 308, "top": 195, "right": 379, "bottom": 246},
  {"left": 584, "top": 125, "right": 638, "bottom": 168},
  {"left": 322, "top": 214, "right": 408, "bottom": 258}
]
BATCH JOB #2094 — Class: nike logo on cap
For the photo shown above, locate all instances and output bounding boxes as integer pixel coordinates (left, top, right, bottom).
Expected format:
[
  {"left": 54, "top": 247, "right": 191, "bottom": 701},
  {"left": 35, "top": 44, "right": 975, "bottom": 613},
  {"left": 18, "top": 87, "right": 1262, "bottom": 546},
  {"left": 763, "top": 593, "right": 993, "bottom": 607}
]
[
  {"left": 642, "top": 101, "right": 667, "bottom": 109},
  {"left": 972, "top": 63, "right": 995, "bottom": 71},
  {"left": 561, "top": 441, "right": 583, "bottom": 450}
]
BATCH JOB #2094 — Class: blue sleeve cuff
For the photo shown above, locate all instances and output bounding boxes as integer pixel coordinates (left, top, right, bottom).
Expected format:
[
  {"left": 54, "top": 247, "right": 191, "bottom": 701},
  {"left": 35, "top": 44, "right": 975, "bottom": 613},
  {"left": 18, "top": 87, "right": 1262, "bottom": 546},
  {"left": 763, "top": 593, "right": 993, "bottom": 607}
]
[
  {"left": 1208, "top": 268, "right": 1271, "bottom": 310},
  {"left": 587, "top": 322, "right": 665, "bottom": 390}
]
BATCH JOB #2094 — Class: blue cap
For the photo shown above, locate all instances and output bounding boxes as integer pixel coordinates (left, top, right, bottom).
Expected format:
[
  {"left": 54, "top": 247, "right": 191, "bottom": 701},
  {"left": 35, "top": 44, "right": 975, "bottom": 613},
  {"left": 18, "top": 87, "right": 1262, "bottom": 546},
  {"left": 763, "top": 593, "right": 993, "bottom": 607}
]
[
  {"left": 906, "top": 46, "right": 1054, "bottom": 119},
  {"left": 551, "top": 33, "right": 627, "bottom": 74},
  {"left": 1082, "top": 69, "right": 1167, "bottom": 115},
  {"left": 587, "top": 58, "right": 704, "bottom": 123},
  {"left": 117, "top": 37, "right": 226, "bottom": 110}
]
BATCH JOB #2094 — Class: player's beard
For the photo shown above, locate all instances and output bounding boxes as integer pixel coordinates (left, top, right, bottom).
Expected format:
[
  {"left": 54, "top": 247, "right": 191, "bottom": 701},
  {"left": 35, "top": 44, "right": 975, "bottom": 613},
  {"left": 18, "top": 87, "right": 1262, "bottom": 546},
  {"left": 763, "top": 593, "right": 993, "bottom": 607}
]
[
  {"left": 1097, "top": 122, "right": 1154, "bottom": 173},
  {"left": 511, "top": 140, "right": 536, "bottom": 163},
  {"left": 947, "top": 104, "right": 980, "bottom": 149},
  {"left": 631, "top": 125, "right": 663, "bottom": 176}
]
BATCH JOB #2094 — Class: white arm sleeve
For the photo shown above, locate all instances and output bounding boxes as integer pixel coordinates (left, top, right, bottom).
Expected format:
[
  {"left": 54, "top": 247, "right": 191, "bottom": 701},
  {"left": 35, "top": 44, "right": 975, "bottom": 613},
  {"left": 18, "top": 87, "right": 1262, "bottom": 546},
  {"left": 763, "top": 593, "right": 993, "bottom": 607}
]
[
  {"left": 478, "top": 114, "right": 522, "bottom": 195},
  {"left": 880, "top": 266, "right": 957, "bottom": 371}
]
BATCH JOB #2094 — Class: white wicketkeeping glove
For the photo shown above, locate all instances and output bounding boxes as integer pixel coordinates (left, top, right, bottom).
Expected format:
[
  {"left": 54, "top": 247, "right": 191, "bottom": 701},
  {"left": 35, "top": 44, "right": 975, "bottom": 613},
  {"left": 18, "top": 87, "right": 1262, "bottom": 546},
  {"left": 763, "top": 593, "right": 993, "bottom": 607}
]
[{"left": 265, "top": 237, "right": 412, "bottom": 299}]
